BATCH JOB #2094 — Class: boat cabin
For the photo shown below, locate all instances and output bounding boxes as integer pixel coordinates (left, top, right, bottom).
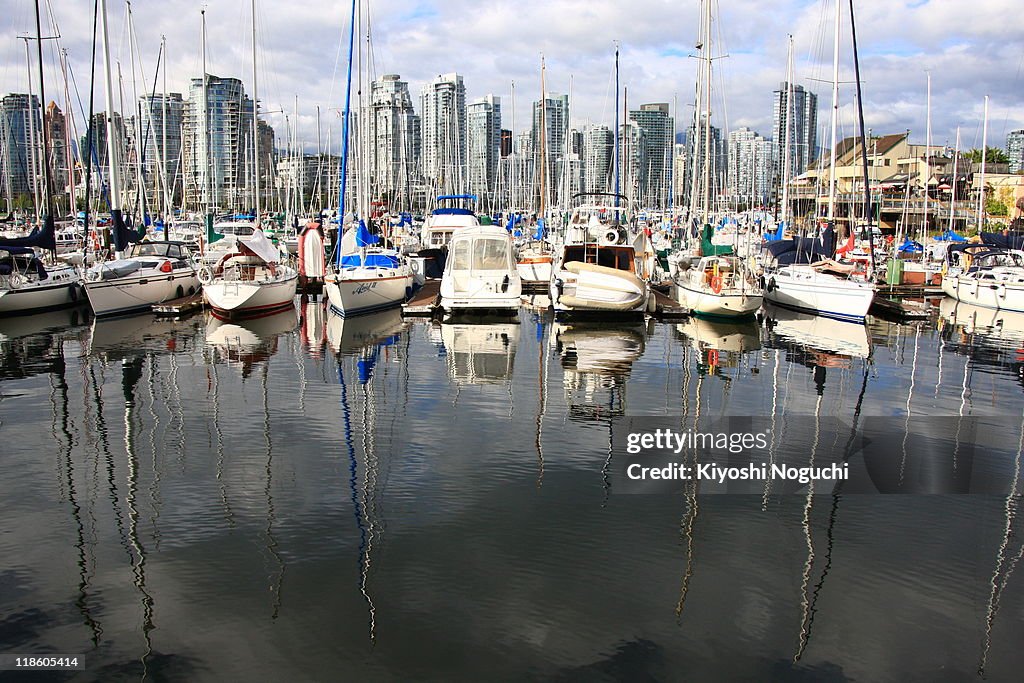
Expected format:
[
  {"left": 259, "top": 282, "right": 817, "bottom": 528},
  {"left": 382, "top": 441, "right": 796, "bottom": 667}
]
[{"left": 562, "top": 244, "right": 637, "bottom": 273}]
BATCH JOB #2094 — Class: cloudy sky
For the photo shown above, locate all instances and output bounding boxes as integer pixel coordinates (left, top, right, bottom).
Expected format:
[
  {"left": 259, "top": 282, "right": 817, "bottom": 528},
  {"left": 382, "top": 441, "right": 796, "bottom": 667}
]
[{"left": 2, "top": 0, "right": 1021, "bottom": 155}]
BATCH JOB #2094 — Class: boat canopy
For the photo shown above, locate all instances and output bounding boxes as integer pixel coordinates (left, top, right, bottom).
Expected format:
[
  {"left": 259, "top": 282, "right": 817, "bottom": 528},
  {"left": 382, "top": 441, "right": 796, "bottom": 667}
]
[
  {"left": 238, "top": 229, "right": 281, "bottom": 264},
  {"left": 981, "top": 231, "right": 1024, "bottom": 250},
  {"left": 934, "top": 229, "right": 967, "bottom": 242},
  {"left": 0, "top": 215, "right": 56, "bottom": 251},
  {"left": 765, "top": 225, "right": 837, "bottom": 265}
]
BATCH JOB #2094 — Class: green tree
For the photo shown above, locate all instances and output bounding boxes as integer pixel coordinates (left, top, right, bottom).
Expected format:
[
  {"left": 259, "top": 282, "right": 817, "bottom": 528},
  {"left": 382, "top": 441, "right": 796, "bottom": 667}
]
[{"left": 966, "top": 147, "right": 1010, "bottom": 164}]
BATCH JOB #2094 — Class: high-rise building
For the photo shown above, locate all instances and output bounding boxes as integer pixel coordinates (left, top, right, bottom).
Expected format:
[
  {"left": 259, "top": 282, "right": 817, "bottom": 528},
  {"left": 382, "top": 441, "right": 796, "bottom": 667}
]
[
  {"left": 420, "top": 73, "right": 466, "bottom": 192},
  {"left": 727, "top": 127, "right": 774, "bottom": 207},
  {"left": 138, "top": 93, "right": 184, "bottom": 209},
  {"left": 467, "top": 95, "right": 501, "bottom": 203},
  {"left": 683, "top": 120, "right": 726, "bottom": 214},
  {"left": 1007, "top": 129, "right": 1024, "bottom": 174},
  {"left": 0, "top": 93, "right": 41, "bottom": 203},
  {"left": 618, "top": 121, "right": 645, "bottom": 208},
  {"left": 629, "top": 103, "right": 674, "bottom": 209},
  {"left": 583, "top": 125, "right": 613, "bottom": 195},
  {"left": 772, "top": 82, "right": 818, "bottom": 184},
  {"left": 81, "top": 111, "right": 128, "bottom": 209},
  {"left": 182, "top": 74, "right": 270, "bottom": 210},
  {"left": 370, "top": 74, "right": 421, "bottom": 205},
  {"left": 43, "top": 102, "right": 70, "bottom": 204},
  {"left": 531, "top": 93, "right": 569, "bottom": 205}
]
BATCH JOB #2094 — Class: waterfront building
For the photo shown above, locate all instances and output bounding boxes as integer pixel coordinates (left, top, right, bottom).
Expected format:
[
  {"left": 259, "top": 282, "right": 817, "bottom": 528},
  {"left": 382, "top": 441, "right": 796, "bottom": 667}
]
[
  {"left": 772, "top": 82, "right": 818, "bottom": 188},
  {"left": 420, "top": 73, "right": 466, "bottom": 194},
  {"left": 138, "top": 93, "right": 184, "bottom": 209},
  {"left": 43, "top": 101, "right": 71, "bottom": 207},
  {"left": 370, "top": 74, "right": 421, "bottom": 207},
  {"left": 618, "top": 120, "right": 645, "bottom": 209},
  {"left": 1007, "top": 129, "right": 1024, "bottom": 174},
  {"left": 583, "top": 125, "right": 613, "bottom": 195},
  {"left": 727, "top": 127, "right": 774, "bottom": 208},
  {"left": 467, "top": 94, "right": 501, "bottom": 205},
  {"left": 0, "top": 93, "right": 41, "bottom": 204},
  {"left": 628, "top": 103, "right": 674, "bottom": 209},
  {"left": 181, "top": 74, "right": 272, "bottom": 211},
  {"left": 531, "top": 93, "right": 569, "bottom": 207}
]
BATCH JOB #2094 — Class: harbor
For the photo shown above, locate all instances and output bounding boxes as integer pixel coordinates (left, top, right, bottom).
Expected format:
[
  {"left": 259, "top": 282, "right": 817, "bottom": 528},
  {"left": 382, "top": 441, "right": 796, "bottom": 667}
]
[{"left": 2, "top": 0, "right": 1024, "bottom": 679}]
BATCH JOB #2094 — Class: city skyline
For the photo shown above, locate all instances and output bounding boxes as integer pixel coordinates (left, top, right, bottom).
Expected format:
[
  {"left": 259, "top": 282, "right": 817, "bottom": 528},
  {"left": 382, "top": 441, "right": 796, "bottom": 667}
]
[{"left": 0, "top": 0, "right": 1020, "bottom": 161}]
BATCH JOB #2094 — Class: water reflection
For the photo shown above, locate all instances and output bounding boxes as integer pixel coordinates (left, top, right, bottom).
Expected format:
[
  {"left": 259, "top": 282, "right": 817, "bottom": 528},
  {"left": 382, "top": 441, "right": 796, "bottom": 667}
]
[
  {"left": 674, "top": 316, "right": 761, "bottom": 379},
  {"left": 439, "top": 322, "right": 519, "bottom": 385},
  {"left": 939, "top": 297, "right": 1024, "bottom": 389},
  {"left": 326, "top": 307, "right": 404, "bottom": 357},
  {"left": 205, "top": 307, "right": 298, "bottom": 376},
  {"left": 553, "top": 321, "right": 645, "bottom": 420},
  {"left": 0, "top": 306, "right": 90, "bottom": 380}
]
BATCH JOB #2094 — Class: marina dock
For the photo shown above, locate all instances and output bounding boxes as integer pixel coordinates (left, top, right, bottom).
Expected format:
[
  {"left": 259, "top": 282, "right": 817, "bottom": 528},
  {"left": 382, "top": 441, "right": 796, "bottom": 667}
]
[
  {"left": 153, "top": 292, "right": 205, "bottom": 317},
  {"left": 402, "top": 280, "right": 441, "bottom": 316}
]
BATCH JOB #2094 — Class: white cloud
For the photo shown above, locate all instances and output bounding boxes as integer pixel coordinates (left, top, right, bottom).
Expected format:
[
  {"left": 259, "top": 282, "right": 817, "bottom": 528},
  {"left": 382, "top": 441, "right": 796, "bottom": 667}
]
[{"left": 1, "top": 0, "right": 1021, "bottom": 157}]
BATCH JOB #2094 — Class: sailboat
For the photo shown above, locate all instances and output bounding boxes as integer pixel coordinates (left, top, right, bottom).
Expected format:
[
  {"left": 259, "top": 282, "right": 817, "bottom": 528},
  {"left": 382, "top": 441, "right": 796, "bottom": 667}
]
[
  {"left": 198, "top": 0, "right": 297, "bottom": 319},
  {"left": 762, "top": 1, "right": 875, "bottom": 323},
  {"left": 0, "top": 1, "right": 81, "bottom": 316},
  {"left": 671, "top": 0, "right": 762, "bottom": 319},
  {"left": 322, "top": 0, "right": 412, "bottom": 317}
]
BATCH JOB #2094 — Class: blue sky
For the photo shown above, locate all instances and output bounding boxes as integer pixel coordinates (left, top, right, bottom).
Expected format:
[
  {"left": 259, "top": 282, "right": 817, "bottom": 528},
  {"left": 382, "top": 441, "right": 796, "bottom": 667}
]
[{"left": 1, "top": 0, "right": 1021, "bottom": 154}]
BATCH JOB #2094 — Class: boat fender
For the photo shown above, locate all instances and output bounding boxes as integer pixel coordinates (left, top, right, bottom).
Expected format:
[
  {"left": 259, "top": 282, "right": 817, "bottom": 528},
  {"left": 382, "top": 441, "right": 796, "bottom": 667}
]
[
  {"left": 197, "top": 266, "right": 214, "bottom": 284},
  {"left": 997, "top": 283, "right": 1007, "bottom": 298},
  {"left": 758, "top": 274, "right": 766, "bottom": 290},
  {"left": 767, "top": 277, "right": 777, "bottom": 293},
  {"left": 68, "top": 283, "right": 77, "bottom": 301},
  {"left": 8, "top": 271, "right": 23, "bottom": 289},
  {"left": 176, "top": 285, "right": 184, "bottom": 299},
  {"left": 501, "top": 274, "right": 509, "bottom": 293}
]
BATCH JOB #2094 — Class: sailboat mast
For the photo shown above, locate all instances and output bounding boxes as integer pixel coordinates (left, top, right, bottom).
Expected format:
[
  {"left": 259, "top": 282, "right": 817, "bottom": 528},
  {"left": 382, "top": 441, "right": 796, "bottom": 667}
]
[
  {"left": 923, "top": 71, "right": 931, "bottom": 239},
  {"left": 948, "top": 126, "right": 960, "bottom": 233},
  {"left": 700, "top": 0, "right": 712, "bottom": 224},
  {"left": 335, "top": 0, "right": 357, "bottom": 268},
  {"left": 33, "top": 0, "right": 54, "bottom": 227},
  {"left": 614, "top": 42, "right": 619, "bottom": 214},
  {"left": 781, "top": 35, "right": 794, "bottom": 226},
  {"left": 251, "top": 0, "right": 261, "bottom": 226},
  {"left": 977, "top": 95, "right": 988, "bottom": 232},
  {"left": 99, "top": 0, "right": 123, "bottom": 218},
  {"left": 849, "top": 0, "right": 875, "bottom": 274},
  {"left": 827, "top": 0, "right": 840, "bottom": 224},
  {"left": 201, "top": 9, "right": 209, "bottom": 215},
  {"left": 539, "top": 55, "right": 546, "bottom": 219},
  {"left": 23, "top": 38, "right": 42, "bottom": 222}
]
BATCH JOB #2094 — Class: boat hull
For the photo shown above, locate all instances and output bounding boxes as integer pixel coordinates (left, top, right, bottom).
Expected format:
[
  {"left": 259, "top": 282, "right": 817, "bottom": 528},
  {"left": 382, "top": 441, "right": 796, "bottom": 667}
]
[
  {"left": 0, "top": 266, "right": 81, "bottom": 316},
  {"left": 551, "top": 261, "right": 649, "bottom": 316},
  {"left": 941, "top": 273, "right": 1024, "bottom": 312},
  {"left": 674, "top": 282, "right": 763, "bottom": 319},
  {"left": 84, "top": 270, "right": 199, "bottom": 317},
  {"left": 764, "top": 267, "right": 875, "bottom": 323},
  {"left": 324, "top": 269, "right": 413, "bottom": 316},
  {"left": 203, "top": 269, "right": 298, "bottom": 318}
]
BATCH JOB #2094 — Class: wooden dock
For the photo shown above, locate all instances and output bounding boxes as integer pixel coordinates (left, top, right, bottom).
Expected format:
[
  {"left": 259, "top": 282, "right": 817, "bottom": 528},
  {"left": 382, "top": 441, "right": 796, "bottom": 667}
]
[
  {"left": 651, "top": 289, "right": 690, "bottom": 319},
  {"left": 402, "top": 280, "right": 441, "bottom": 316},
  {"left": 870, "top": 295, "right": 933, "bottom": 320},
  {"left": 153, "top": 292, "right": 205, "bottom": 317}
]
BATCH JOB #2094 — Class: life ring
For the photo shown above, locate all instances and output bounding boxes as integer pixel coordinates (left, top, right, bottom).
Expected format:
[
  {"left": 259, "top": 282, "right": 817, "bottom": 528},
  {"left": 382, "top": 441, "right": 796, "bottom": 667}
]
[
  {"left": 709, "top": 275, "right": 723, "bottom": 294},
  {"left": 708, "top": 349, "right": 720, "bottom": 366},
  {"left": 8, "top": 271, "right": 23, "bottom": 289},
  {"left": 197, "top": 266, "right": 214, "bottom": 284}
]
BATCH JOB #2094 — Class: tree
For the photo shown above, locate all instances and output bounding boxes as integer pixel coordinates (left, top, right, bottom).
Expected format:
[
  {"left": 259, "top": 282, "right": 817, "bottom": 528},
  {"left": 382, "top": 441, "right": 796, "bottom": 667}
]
[{"left": 966, "top": 147, "right": 1010, "bottom": 164}]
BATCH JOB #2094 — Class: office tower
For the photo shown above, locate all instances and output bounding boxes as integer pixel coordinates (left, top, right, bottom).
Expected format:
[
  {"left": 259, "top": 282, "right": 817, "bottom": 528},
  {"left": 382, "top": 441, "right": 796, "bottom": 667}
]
[{"left": 531, "top": 93, "right": 569, "bottom": 205}]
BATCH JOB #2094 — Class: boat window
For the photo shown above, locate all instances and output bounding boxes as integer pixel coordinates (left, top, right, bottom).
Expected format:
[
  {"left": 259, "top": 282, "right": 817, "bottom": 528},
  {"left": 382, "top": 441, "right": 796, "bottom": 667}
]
[
  {"left": 472, "top": 238, "right": 508, "bottom": 270},
  {"left": 451, "top": 238, "right": 471, "bottom": 271}
]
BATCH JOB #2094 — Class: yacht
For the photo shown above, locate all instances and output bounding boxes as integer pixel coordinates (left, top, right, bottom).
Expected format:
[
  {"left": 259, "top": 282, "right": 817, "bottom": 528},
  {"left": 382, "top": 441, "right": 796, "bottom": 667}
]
[
  {"left": 940, "top": 244, "right": 1024, "bottom": 312},
  {"left": 198, "top": 228, "right": 298, "bottom": 319}
]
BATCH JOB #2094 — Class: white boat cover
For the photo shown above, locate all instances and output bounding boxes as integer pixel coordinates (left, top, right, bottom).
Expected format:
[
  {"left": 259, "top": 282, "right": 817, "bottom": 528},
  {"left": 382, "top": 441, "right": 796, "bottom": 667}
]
[{"left": 238, "top": 228, "right": 279, "bottom": 264}]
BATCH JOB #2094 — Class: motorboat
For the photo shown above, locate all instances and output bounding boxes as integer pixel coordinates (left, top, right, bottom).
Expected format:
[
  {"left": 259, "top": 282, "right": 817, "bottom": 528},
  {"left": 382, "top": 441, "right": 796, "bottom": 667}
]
[
  {"left": 940, "top": 243, "right": 1024, "bottom": 313},
  {"left": 82, "top": 240, "right": 199, "bottom": 317},
  {"left": 439, "top": 224, "right": 521, "bottom": 315}
]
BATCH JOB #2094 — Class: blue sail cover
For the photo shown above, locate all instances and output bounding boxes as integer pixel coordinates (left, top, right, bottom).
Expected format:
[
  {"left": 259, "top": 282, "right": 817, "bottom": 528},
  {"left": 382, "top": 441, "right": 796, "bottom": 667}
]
[
  {"left": 897, "top": 238, "right": 923, "bottom": 254},
  {"left": 505, "top": 213, "right": 520, "bottom": 233},
  {"left": 340, "top": 252, "right": 400, "bottom": 268},
  {"left": 355, "top": 220, "right": 379, "bottom": 247},
  {"left": 765, "top": 226, "right": 836, "bottom": 265},
  {"left": 534, "top": 218, "right": 545, "bottom": 241},
  {"left": 982, "top": 231, "right": 1024, "bottom": 250},
  {"left": 935, "top": 229, "right": 967, "bottom": 242},
  {"left": 764, "top": 220, "right": 786, "bottom": 242},
  {"left": 0, "top": 215, "right": 57, "bottom": 252},
  {"left": 113, "top": 212, "right": 145, "bottom": 252}
]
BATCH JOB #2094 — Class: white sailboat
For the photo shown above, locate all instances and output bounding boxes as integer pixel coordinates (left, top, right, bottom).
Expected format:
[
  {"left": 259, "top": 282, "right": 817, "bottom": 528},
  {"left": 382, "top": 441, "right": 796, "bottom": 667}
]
[
  {"left": 322, "top": 2, "right": 412, "bottom": 318},
  {"left": 197, "top": 0, "right": 297, "bottom": 319},
  {"left": 941, "top": 244, "right": 1024, "bottom": 312}
]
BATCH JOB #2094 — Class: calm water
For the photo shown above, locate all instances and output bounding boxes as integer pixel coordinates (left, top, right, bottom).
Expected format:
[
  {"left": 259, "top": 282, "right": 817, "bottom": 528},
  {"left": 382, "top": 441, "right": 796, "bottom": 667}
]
[{"left": 1, "top": 296, "right": 1023, "bottom": 681}]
